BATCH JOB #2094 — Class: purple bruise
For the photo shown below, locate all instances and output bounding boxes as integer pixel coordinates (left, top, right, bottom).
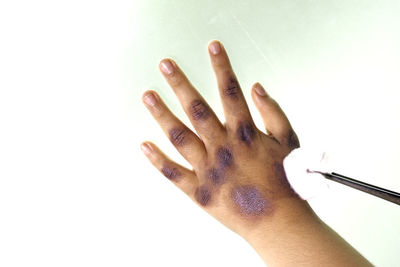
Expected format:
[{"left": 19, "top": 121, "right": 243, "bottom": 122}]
[
  {"left": 225, "top": 76, "right": 240, "bottom": 99},
  {"left": 195, "top": 185, "right": 212, "bottom": 206},
  {"left": 169, "top": 128, "right": 186, "bottom": 146},
  {"left": 237, "top": 122, "right": 256, "bottom": 145},
  {"left": 190, "top": 99, "right": 210, "bottom": 121},
  {"left": 231, "top": 186, "right": 267, "bottom": 216},
  {"left": 161, "top": 165, "right": 181, "bottom": 180},
  {"left": 217, "top": 147, "right": 233, "bottom": 168},
  {"left": 287, "top": 130, "right": 300, "bottom": 149}
]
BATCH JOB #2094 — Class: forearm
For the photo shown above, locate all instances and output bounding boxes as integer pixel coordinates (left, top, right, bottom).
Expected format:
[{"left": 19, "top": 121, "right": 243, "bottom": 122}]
[{"left": 245, "top": 198, "right": 373, "bottom": 267}]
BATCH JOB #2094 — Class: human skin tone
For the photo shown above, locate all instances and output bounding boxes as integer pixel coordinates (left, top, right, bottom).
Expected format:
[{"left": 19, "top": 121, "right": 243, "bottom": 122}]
[{"left": 140, "top": 40, "right": 373, "bottom": 267}]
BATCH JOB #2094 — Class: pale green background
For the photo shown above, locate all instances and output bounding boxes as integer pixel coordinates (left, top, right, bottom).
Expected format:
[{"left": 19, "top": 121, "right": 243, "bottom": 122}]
[
  {"left": 130, "top": 1, "right": 400, "bottom": 266},
  {"left": 0, "top": 0, "right": 399, "bottom": 266}
]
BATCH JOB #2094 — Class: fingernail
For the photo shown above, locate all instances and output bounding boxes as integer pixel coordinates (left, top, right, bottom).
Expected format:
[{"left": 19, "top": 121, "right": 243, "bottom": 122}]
[
  {"left": 160, "top": 59, "right": 174, "bottom": 75},
  {"left": 209, "top": 41, "right": 221, "bottom": 55},
  {"left": 140, "top": 143, "right": 152, "bottom": 155},
  {"left": 255, "top": 83, "right": 267, "bottom": 97},
  {"left": 143, "top": 92, "right": 157, "bottom": 106}
]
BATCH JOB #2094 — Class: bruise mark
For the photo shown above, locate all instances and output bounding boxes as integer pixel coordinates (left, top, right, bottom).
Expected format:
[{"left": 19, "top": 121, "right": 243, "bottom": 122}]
[
  {"left": 231, "top": 185, "right": 268, "bottom": 216},
  {"left": 273, "top": 162, "right": 296, "bottom": 195},
  {"left": 217, "top": 147, "right": 233, "bottom": 168},
  {"left": 190, "top": 99, "right": 210, "bottom": 121},
  {"left": 161, "top": 165, "right": 181, "bottom": 180},
  {"left": 206, "top": 168, "right": 225, "bottom": 186},
  {"left": 237, "top": 122, "right": 256, "bottom": 145},
  {"left": 169, "top": 128, "right": 187, "bottom": 146},
  {"left": 225, "top": 76, "right": 240, "bottom": 99},
  {"left": 287, "top": 130, "right": 300, "bottom": 149},
  {"left": 273, "top": 162, "right": 290, "bottom": 187},
  {"left": 195, "top": 185, "right": 212, "bottom": 206}
]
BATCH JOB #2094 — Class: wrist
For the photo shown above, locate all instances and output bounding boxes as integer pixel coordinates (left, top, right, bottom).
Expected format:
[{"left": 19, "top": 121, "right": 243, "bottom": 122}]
[
  {"left": 243, "top": 197, "right": 372, "bottom": 267},
  {"left": 244, "top": 196, "right": 317, "bottom": 245}
]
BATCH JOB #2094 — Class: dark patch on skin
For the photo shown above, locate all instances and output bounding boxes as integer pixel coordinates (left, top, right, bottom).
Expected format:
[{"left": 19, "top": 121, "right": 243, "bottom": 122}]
[
  {"left": 161, "top": 165, "right": 181, "bottom": 180},
  {"left": 169, "top": 128, "right": 187, "bottom": 146},
  {"left": 190, "top": 99, "right": 210, "bottom": 121},
  {"left": 206, "top": 168, "right": 224, "bottom": 186},
  {"left": 225, "top": 76, "right": 240, "bottom": 99},
  {"left": 195, "top": 185, "right": 212, "bottom": 206},
  {"left": 273, "top": 162, "right": 296, "bottom": 195},
  {"left": 217, "top": 147, "right": 233, "bottom": 168},
  {"left": 287, "top": 130, "right": 300, "bottom": 149},
  {"left": 237, "top": 122, "right": 256, "bottom": 145},
  {"left": 273, "top": 162, "right": 290, "bottom": 187},
  {"left": 231, "top": 185, "right": 268, "bottom": 216}
]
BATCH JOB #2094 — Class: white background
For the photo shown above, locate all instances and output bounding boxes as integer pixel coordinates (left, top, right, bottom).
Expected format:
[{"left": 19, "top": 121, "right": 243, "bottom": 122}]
[{"left": 1, "top": 0, "right": 400, "bottom": 266}]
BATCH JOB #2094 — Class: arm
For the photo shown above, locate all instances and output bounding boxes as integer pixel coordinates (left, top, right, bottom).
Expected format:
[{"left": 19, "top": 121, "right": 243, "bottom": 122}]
[
  {"left": 246, "top": 198, "right": 371, "bottom": 266},
  {"left": 140, "top": 40, "right": 372, "bottom": 267}
]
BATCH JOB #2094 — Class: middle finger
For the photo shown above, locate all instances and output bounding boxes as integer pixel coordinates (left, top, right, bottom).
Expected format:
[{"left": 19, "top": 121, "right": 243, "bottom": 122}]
[{"left": 208, "top": 40, "right": 254, "bottom": 130}]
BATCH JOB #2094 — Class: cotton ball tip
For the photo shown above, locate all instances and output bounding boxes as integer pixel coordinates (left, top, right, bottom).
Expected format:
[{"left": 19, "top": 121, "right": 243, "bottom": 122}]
[{"left": 283, "top": 147, "right": 331, "bottom": 200}]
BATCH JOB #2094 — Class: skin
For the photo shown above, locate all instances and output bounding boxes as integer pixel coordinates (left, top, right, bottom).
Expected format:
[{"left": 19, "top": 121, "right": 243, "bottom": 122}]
[{"left": 140, "top": 40, "right": 373, "bottom": 266}]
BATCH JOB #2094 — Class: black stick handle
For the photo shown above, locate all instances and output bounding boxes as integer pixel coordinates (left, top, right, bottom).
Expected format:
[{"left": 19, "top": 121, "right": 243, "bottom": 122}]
[{"left": 324, "top": 172, "right": 400, "bottom": 205}]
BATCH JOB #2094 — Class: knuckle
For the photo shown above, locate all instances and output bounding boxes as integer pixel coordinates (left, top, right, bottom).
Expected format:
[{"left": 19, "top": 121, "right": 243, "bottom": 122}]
[
  {"left": 224, "top": 75, "right": 240, "bottom": 99},
  {"left": 194, "top": 185, "right": 212, "bottom": 206},
  {"left": 236, "top": 121, "right": 257, "bottom": 145},
  {"left": 190, "top": 99, "right": 210, "bottom": 121},
  {"left": 161, "top": 164, "right": 182, "bottom": 180},
  {"left": 169, "top": 127, "right": 188, "bottom": 146}
]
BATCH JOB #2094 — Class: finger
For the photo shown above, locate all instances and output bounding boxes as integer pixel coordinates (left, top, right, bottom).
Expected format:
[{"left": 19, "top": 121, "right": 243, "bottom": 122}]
[
  {"left": 158, "top": 58, "right": 225, "bottom": 144},
  {"left": 251, "top": 82, "right": 300, "bottom": 150},
  {"left": 142, "top": 90, "right": 206, "bottom": 167},
  {"left": 140, "top": 141, "right": 198, "bottom": 197},
  {"left": 208, "top": 40, "right": 254, "bottom": 128}
]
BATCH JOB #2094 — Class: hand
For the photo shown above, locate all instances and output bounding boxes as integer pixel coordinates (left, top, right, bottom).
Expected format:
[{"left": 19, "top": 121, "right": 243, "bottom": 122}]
[
  {"left": 140, "top": 40, "right": 306, "bottom": 236},
  {"left": 140, "top": 40, "right": 373, "bottom": 267}
]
